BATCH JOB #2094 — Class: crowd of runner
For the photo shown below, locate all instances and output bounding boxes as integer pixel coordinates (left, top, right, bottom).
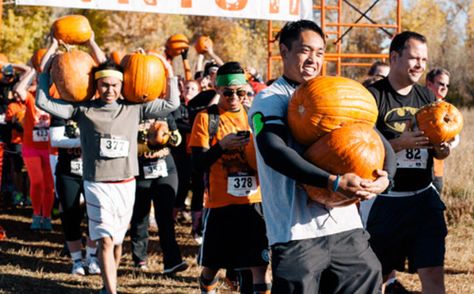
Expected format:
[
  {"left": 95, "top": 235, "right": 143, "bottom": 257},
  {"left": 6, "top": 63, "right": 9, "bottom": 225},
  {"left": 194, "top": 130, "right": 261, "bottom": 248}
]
[{"left": 0, "top": 18, "right": 457, "bottom": 294}]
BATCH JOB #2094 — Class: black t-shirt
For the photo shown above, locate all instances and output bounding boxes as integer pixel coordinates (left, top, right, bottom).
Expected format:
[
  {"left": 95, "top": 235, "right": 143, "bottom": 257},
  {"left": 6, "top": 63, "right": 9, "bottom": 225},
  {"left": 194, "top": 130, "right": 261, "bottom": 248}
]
[
  {"left": 137, "top": 114, "right": 177, "bottom": 180},
  {"left": 0, "top": 78, "right": 18, "bottom": 143},
  {"left": 50, "top": 116, "right": 82, "bottom": 178},
  {"left": 368, "top": 78, "right": 436, "bottom": 191}
]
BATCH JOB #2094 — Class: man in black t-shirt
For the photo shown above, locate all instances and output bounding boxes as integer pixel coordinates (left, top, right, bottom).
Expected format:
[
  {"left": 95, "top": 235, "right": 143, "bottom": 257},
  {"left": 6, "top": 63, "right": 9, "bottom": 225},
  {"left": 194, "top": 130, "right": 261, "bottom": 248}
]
[{"left": 364, "top": 31, "right": 451, "bottom": 294}]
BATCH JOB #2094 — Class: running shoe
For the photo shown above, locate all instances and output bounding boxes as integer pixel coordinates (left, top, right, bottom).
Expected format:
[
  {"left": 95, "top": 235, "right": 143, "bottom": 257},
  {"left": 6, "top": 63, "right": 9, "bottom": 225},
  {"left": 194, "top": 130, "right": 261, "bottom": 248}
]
[
  {"left": 134, "top": 261, "right": 149, "bottom": 271},
  {"left": 163, "top": 261, "right": 189, "bottom": 275},
  {"left": 30, "top": 215, "right": 42, "bottom": 231},
  {"left": 86, "top": 256, "right": 101, "bottom": 275},
  {"left": 12, "top": 192, "right": 23, "bottom": 206},
  {"left": 385, "top": 279, "right": 411, "bottom": 294},
  {"left": 71, "top": 260, "right": 85, "bottom": 276},
  {"left": 41, "top": 217, "right": 52, "bottom": 231}
]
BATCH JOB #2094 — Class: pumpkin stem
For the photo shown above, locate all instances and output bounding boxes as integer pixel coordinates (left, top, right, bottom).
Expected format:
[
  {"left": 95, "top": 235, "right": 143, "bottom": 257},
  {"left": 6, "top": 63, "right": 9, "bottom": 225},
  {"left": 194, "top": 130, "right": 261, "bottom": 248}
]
[{"left": 136, "top": 48, "right": 145, "bottom": 54}]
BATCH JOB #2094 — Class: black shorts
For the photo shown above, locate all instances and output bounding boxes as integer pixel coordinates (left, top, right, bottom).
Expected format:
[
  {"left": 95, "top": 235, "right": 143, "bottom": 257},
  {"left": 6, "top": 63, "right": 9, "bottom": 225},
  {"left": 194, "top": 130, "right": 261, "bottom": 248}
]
[
  {"left": 366, "top": 187, "right": 447, "bottom": 274},
  {"left": 199, "top": 203, "right": 269, "bottom": 269}
]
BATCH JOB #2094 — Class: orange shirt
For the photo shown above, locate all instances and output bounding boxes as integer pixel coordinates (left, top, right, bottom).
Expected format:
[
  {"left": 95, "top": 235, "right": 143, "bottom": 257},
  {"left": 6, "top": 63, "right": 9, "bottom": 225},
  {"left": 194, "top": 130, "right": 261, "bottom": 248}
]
[
  {"left": 5, "top": 101, "right": 26, "bottom": 144},
  {"left": 23, "top": 91, "right": 50, "bottom": 150},
  {"left": 189, "top": 105, "right": 261, "bottom": 208}
]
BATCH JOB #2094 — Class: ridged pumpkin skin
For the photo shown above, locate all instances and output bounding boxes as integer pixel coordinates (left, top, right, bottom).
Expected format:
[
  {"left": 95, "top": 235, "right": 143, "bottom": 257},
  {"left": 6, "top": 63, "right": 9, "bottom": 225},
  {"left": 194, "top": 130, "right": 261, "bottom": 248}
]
[
  {"left": 195, "top": 36, "right": 213, "bottom": 54},
  {"left": 52, "top": 15, "right": 92, "bottom": 45},
  {"left": 51, "top": 50, "right": 96, "bottom": 102},
  {"left": 121, "top": 52, "right": 166, "bottom": 103},
  {"left": 165, "top": 34, "right": 189, "bottom": 57},
  {"left": 31, "top": 48, "right": 47, "bottom": 72},
  {"left": 288, "top": 76, "right": 379, "bottom": 146},
  {"left": 303, "top": 124, "right": 385, "bottom": 207},
  {"left": 111, "top": 50, "right": 126, "bottom": 66},
  {"left": 415, "top": 100, "right": 463, "bottom": 144},
  {"left": 147, "top": 121, "right": 170, "bottom": 146}
]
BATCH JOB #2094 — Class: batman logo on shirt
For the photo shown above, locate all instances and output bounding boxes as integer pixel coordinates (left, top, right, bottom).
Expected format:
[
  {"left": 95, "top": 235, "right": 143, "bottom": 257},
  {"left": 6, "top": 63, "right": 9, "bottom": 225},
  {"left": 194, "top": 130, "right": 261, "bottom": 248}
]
[{"left": 383, "top": 107, "right": 419, "bottom": 133}]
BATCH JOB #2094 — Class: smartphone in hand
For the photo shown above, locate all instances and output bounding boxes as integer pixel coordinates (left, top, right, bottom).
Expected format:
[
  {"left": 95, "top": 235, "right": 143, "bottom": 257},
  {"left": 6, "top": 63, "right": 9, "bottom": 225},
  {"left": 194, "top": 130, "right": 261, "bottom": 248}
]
[{"left": 236, "top": 130, "right": 250, "bottom": 138}]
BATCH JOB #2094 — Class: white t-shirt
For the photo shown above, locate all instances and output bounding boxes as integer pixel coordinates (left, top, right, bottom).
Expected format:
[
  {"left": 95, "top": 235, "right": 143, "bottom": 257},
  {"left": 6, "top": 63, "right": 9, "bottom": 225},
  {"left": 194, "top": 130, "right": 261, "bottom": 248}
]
[{"left": 248, "top": 77, "right": 362, "bottom": 245}]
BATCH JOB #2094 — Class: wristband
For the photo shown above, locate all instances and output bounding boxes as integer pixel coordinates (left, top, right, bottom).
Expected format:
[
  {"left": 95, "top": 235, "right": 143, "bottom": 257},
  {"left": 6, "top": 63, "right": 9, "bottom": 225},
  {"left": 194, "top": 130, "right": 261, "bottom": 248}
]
[{"left": 332, "top": 175, "right": 341, "bottom": 192}]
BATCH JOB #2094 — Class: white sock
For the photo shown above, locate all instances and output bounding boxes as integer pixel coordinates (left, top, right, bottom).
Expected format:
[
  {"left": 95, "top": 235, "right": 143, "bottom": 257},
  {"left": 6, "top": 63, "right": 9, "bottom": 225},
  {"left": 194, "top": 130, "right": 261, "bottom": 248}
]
[
  {"left": 70, "top": 251, "right": 82, "bottom": 263},
  {"left": 86, "top": 246, "right": 97, "bottom": 259},
  {"left": 385, "top": 277, "right": 397, "bottom": 285}
]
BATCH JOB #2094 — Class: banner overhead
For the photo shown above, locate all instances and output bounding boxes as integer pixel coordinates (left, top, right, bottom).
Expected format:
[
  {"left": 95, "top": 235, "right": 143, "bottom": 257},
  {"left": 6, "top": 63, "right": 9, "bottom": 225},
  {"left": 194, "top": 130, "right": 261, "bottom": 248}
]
[{"left": 15, "top": 0, "right": 314, "bottom": 21}]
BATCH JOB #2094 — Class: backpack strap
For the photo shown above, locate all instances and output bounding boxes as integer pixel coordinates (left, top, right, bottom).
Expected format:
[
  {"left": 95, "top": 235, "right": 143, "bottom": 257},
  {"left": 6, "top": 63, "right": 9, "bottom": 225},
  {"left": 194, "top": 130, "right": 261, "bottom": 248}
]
[{"left": 207, "top": 104, "right": 220, "bottom": 145}]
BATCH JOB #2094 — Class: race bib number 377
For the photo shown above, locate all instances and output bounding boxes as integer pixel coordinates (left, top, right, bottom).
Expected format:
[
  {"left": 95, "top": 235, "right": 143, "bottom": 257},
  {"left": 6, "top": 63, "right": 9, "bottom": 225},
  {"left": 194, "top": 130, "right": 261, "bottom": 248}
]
[{"left": 100, "top": 137, "right": 129, "bottom": 158}]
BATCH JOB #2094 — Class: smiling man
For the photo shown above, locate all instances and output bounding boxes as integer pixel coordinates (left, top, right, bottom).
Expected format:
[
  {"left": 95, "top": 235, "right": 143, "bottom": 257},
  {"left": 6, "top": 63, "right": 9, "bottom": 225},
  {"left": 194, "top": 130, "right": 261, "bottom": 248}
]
[
  {"left": 366, "top": 31, "right": 451, "bottom": 294},
  {"left": 248, "top": 20, "right": 392, "bottom": 293}
]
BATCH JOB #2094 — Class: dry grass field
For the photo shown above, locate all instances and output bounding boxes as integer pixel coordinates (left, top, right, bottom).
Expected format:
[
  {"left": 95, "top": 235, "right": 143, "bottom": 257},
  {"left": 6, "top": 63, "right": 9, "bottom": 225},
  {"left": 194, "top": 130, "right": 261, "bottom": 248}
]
[{"left": 0, "top": 110, "right": 473, "bottom": 294}]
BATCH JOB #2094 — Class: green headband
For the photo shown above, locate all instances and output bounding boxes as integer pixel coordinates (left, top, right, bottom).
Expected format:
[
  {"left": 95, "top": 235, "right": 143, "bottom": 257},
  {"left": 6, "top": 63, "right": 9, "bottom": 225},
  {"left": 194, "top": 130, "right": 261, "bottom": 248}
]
[{"left": 216, "top": 73, "right": 247, "bottom": 86}]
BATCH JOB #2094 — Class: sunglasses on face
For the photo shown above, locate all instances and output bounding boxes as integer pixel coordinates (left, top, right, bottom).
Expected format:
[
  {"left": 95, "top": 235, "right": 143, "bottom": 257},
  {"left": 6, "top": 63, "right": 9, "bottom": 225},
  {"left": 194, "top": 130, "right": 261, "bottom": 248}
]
[
  {"left": 247, "top": 91, "right": 255, "bottom": 97},
  {"left": 436, "top": 82, "right": 450, "bottom": 88},
  {"left": 222, "top": 89, "right": 247, "bottom": 97}
]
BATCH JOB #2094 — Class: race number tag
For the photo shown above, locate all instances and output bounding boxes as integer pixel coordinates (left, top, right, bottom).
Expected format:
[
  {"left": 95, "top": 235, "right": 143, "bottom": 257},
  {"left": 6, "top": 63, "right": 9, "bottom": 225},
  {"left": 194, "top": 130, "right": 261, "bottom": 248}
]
[
  {"left": 99, "top": 137, "right": 129, "bottom": 158},
  {"left": 32, "top": 128, "right": 49, "bottom": 142},
  {"left": 227, "top": 174, "right": 258, "bottom": 197},
  {"left": 143, "top": 159, "right": 168, "bottom": 179},
  {"left": 0, "top": 114, "right": 6, "bottom": 125},
  {"left": 70, "top": 158, "right": 83, "bottom": 176},
  {"left": 396, "top": 148, "right": 428, "bottom": 169}
]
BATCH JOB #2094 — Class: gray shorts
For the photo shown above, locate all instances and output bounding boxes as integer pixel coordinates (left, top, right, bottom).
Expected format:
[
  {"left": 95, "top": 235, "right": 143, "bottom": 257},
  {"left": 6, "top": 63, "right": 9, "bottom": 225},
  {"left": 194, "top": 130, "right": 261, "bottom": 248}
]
[
  {"left": 271, "top": 229, "right": 382, "bottom": 294},
  {"left": 84, "top": 179, "right": 136, "bottom": 245}
]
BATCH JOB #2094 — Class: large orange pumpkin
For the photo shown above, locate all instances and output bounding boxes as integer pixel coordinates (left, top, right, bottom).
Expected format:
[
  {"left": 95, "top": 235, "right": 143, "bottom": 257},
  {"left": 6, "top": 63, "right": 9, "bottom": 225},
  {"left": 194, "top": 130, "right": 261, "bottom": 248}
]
[
  {"left": 415, "top": 100, "right": 463, "bottom": 144},
  {"left": 111, "top": 50, "right": 126, "bottom": 66},
  {"left": 0, "top": 53, "right": 8, "bottom": 65},
  {"left": 52, "top": 15, "right": 92, "bottom": 45},
  {"left": 51, "top": 50, "right": 96, "bottom": 102},
  {"left": 165, "top": 34, "right": 189, "bottom": 57},
  {"left": 31, "top": 48, "right": 47, "bottom": 72},
  {"left": 121, "top": 50, "right": 167, "bottom": 103},
  {"left": 303, "top": 123, "right": 385, "bottom": 207},
  {"left": 288, "top": 76, "right": 379, "bottom": 146},
  {"left": 195, "top": 36, "right": 213, "bottom": 54},
  {"left": 147, "top": 121, "right": 170, "bottom": 146}
]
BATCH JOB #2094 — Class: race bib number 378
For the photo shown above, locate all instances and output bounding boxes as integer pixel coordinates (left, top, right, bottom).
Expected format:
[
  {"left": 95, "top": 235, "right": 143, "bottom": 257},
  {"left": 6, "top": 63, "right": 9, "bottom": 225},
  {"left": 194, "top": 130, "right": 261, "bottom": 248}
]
[
  {"left": 227, "top": 175, "right": 258, "bottom": 197},
  {"left": 100, "top": 137, "right": 129, "bottom": 158}
]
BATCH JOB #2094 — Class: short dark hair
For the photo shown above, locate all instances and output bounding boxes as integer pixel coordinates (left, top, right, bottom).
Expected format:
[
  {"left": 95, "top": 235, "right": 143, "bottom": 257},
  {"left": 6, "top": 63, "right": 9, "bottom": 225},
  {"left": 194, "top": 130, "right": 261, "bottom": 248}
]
[
  {"left": 277, "top": 20, "right": 325, "bottom": 50},
  {"left": 389, "top": 31, "right": 427, "bottom": 56},
  {"left": 426, "top": 67, "right": 450, "bottom": 83},
  {"left": 368, "top": 61, "right": 389, "bottom": 76},
  {"left": 94, "top": 59, "right": 123, "bottom": 75},
  {"left": 216, "top": 61, "right": 244, "bottom": 76}
]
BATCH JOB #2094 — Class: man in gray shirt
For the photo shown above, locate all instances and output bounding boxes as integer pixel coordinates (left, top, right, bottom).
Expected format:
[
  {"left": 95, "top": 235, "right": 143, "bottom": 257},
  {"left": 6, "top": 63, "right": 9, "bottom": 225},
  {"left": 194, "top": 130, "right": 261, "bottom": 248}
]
[
  {"left": 36, "top": 38, "right": 179, "bottom": 294},
  {"left": 249, "top": 20, "right": 394, "bottom": 293}
]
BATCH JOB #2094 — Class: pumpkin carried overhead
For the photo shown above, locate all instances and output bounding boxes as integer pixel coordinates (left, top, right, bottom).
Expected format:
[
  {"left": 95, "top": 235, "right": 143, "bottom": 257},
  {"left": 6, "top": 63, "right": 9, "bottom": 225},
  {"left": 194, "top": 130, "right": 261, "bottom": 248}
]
[
  {"left": 165, "top": 34, "right": 189, "bottom": 58},
  {"left": 415, "top": 100, "right": 463, "bottom": 144},
  {"left": 121, "top": 49, "right": 167, "bottom": 103},
  {"left": 288, "top": 76, "right": 379, "bottom": 146},
  {"left": 303, "top": 123, "right": 385, "bottom": 207},
  {"left": 195, "top": 36, "right": 213, "bottom": 54},
  {"left": 31, "top": 48, "right": 48, "bottom": 72},
  {"left": 51, "top": 50, "right": 97, "bottom": 102},
  {"left": 52, "top": 15, "right": 93, "bottom": 45}
]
